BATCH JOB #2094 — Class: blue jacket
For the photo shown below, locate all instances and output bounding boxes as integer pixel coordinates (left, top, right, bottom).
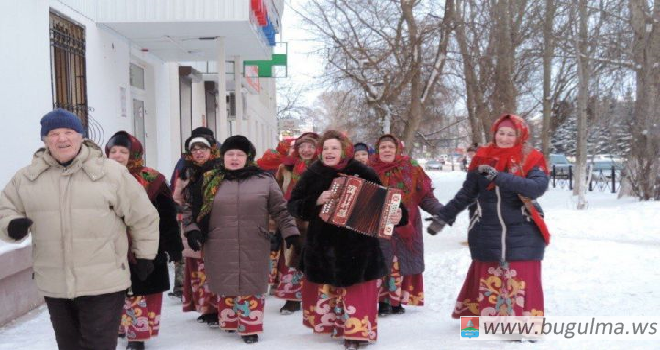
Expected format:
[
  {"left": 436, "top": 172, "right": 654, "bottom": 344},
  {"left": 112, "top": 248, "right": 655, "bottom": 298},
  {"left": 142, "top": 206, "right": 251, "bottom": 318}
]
[{"left": 437, "top": 168, "right": 549, "bottom": 262}]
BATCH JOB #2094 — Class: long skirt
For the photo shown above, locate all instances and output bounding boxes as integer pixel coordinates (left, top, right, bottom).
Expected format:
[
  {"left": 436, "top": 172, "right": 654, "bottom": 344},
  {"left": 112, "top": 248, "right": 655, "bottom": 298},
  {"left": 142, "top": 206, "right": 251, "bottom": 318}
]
[
  {"left": 182, "top": 257, "right": 218, "bottom": 315},
  {"left": 217, "top": 295, "right": 266, "bottom": 335},
  {"left": 268, "top": 250, "right": 281, "bottom": 291},
  {"left": 120, "top": 293, "right": 163, "bottom": 341},
  {"left": 378, "top": 256, "right": 424, "bottom": 307},
  {"left": 274, "top": 249, "right": 303, "bottom": 300},
  {"left": 452, "top": 260, "right": 544, "bottom": 318},
  {"left": 301, "top": 279, "right": 379, "bottom": 343}
]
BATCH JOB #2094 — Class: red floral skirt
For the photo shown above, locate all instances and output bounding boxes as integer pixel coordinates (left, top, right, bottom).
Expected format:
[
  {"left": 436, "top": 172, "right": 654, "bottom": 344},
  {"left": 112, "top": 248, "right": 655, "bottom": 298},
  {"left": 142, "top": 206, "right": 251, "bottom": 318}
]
[{"left": 452, "top": 260, "right": 544, "bottom": 318}]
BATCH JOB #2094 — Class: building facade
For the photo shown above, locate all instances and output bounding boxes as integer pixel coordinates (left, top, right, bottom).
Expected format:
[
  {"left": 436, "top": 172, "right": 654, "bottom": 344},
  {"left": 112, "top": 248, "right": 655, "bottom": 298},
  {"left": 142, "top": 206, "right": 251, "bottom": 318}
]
[{"left": 0, "top": 0, "right": 283, "bottom": 325}]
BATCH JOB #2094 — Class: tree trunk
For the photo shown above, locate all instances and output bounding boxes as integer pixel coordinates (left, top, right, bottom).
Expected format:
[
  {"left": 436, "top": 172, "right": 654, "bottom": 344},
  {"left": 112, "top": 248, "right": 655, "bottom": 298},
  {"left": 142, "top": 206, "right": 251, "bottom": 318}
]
[
  {"left": 541, "top": 0, "right": 556, "bottom": 157},
  {"left": 629, "top": 0, "right": 660, "bottom": 200},
  {"left": 573, "top": 0, "right": 589, "bottom": 210},
  {"left": 400, "top": 0, "right": 423, "bottom": 153},
  {"left": 492, "top": 0, "right": 517, "bottom": 119},
  {"left": 455, "top": 0, "right": 487, "bottom": 145}
]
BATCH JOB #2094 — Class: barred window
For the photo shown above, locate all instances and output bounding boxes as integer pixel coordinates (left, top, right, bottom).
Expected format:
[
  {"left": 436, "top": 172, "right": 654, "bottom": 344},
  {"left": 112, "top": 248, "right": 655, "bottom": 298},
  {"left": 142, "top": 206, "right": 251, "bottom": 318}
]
[{"left": 49, "top": 11, "right": 88, "bottom": 129}]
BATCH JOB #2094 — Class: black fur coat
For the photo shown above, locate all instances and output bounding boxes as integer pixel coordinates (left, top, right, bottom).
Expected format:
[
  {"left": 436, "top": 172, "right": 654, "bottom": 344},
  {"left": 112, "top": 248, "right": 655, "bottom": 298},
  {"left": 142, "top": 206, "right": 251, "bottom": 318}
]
[{"left": 287, "top": 159, "right": 406, "bottom": 287}]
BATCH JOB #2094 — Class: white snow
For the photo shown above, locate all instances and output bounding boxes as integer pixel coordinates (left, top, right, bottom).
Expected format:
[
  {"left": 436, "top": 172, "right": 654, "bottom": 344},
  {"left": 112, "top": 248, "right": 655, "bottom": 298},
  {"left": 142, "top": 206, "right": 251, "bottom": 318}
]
[{"left": 0, "top": 171, "right": 658, "bottom": 349}]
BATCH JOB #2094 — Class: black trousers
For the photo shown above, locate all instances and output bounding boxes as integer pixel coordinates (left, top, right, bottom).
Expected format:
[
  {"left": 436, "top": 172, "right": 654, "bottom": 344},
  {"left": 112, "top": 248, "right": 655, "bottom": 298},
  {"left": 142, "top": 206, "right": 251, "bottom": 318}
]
[{"left": 44, "top": 290, "right": 125, "bottom": 350}]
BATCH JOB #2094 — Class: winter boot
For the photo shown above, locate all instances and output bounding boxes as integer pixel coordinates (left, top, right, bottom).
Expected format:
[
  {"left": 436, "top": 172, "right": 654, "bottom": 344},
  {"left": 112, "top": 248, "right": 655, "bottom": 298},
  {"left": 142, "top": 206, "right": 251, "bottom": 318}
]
[
  {"left": 391, "top": 305, "right": 405, "bottom": 314},
  {"left": 279, "top": 300, "right": 301, "bottom": 315},
  {"left": 126, "top": 341, "right": 145, "bottom": 350},
  {"left": 241, "top": 334, "right": 259, "bottom": 344},
  {"left": 344, "top": 340, "right": 367, "bottom": 349},
  {"left": 378, "top": 302, "right": 392, "bottom": 316}
]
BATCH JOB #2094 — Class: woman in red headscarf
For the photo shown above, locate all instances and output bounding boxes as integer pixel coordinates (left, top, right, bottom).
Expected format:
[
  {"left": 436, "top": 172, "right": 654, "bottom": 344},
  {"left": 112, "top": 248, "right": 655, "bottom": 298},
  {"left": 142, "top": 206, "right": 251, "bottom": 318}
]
[
  {"left": 287, "top": 130, "right": 405, "bottom": 350},
  {"left": 105, "top": 131, "right": 183, "bottom": 350},
  {"left": 369, "top": 134, "right": 444, "bottom": 316},
  {"left": 273, "top": 133, "right": 319, "bottom": 315},
  {"left": 428, "top": 114, "right": 550, "bottom": 318}
]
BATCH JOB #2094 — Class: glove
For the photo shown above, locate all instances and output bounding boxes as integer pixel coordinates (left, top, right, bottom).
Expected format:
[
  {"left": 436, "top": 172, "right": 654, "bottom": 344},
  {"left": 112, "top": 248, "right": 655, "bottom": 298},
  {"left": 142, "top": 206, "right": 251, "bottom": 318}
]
[
  {"left": 270, "top": 231, "right": 283, "bottom": 252},
  {"left": 8, "top": 217, "right": 33, "bottom": 241},
  {"left": 186, "top": 230, "right": 203, "bottom": 252},
  {"left": 285, "top": 235, "right": 302, "bottom": 252},
  {"left": 425, "top": 216, "right": 446, "bottom": 235},
  {"left": 168, "top": 249, "right": 183, "bottom": 263},
  {"left": 134, "top": 259, "right": 154, "bottom": 281},
  {"left": 477, "top": 165, "right": 498, "bottom": 181}
]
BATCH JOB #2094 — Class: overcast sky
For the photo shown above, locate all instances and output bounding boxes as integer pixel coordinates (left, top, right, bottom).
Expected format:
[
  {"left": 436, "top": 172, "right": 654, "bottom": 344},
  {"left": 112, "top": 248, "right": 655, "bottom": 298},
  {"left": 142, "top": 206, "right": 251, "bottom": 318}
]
[{"left": 279, "top": 0, "right": 325, "bottom": 107}]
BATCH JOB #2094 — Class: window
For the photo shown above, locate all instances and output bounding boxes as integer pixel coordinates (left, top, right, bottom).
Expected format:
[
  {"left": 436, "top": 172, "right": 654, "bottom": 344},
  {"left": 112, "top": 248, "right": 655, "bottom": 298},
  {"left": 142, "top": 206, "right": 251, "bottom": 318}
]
[
  {"left": 49, "top": 11, "right": 88, "bottom": 129},
  {"left": 130, "top": 63, "right": 145, "bottom": 89}
]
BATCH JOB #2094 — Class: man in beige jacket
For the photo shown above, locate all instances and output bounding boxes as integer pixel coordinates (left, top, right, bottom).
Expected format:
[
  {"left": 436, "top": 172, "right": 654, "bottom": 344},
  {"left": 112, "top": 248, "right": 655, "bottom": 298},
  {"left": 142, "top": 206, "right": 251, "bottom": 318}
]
[{"left": 0, "top": 109, "right": 160, "bottom": 350}]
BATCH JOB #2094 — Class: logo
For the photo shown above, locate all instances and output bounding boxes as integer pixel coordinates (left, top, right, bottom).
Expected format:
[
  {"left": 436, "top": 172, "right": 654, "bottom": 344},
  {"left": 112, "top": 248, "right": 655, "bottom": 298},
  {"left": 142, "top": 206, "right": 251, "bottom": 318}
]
[{"left": 461, "top": 316, "right": 479, "bottom": 338}]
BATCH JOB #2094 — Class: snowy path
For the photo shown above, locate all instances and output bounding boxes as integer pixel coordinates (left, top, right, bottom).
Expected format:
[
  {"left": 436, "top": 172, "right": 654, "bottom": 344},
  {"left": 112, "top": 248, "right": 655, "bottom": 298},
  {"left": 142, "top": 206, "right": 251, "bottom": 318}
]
[{"left": 1, "top": 172, "right": 657, "bottom": 350}]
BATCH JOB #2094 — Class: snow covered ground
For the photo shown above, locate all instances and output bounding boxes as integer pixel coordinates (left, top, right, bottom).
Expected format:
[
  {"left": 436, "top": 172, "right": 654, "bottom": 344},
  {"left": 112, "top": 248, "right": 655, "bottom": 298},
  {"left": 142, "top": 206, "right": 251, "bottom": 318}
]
[{"left": 1, "top": 171, "right": 658, "bottom": 350}]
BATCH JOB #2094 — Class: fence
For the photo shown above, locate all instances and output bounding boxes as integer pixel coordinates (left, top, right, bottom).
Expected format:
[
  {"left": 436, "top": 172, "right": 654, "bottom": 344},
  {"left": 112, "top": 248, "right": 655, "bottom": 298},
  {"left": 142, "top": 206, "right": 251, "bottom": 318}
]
[{"left": 550, "top": 165, "right": 621, "bottom": 193}]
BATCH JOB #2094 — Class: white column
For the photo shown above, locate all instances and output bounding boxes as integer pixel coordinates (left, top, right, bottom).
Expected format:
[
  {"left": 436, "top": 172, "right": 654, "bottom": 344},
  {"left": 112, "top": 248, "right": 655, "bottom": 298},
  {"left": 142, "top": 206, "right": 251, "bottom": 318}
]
[
  {"left": 234, "top": 56, "right": 244, "bottom": 136},
  {"left": 216, "top": 37, "right": 228, "bottom": 142}
]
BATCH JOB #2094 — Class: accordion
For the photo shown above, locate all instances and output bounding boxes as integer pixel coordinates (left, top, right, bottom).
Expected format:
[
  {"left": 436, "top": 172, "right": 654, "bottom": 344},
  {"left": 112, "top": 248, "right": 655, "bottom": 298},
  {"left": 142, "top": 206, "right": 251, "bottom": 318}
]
[{"left": 319, "top": 175, "right": 403, "bottom": 239}]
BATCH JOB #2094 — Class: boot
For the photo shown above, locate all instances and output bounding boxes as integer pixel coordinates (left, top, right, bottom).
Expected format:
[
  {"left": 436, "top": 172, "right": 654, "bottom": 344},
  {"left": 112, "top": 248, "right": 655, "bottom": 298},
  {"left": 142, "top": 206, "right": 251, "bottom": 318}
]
[
  {"left": 279, "top": 300, "right": 301, "bottom": 315},
  {"left": 378, "top": 302, "right": 392, "bottom": 316},
  {"left": 391, "top": 305, "right": 405, "bottom": 314},
  {"left": 126, "top": 341, "right": 145, "bottom": 350},
  {"left": 242, "top": 334, "right": 259, "bottom": 344},
  {"left": 198, "top": 313, "right": 219, "bottom": 327},
  {"left": 344, "top": 340, "right": 367, "bottom": 349}
]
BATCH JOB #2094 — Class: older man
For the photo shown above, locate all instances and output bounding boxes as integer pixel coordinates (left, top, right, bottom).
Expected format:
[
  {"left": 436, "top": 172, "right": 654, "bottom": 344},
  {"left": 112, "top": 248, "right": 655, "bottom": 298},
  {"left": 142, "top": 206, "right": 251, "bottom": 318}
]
[{"left": 0, "top": 109, "right": 160, "bottom": 350}]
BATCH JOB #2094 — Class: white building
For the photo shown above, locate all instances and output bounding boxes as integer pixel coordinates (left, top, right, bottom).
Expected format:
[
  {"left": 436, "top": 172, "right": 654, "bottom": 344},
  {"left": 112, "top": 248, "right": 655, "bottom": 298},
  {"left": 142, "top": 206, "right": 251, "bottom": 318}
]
[{"left": 0, "top": 0, "right": 283, "bottom": 325}]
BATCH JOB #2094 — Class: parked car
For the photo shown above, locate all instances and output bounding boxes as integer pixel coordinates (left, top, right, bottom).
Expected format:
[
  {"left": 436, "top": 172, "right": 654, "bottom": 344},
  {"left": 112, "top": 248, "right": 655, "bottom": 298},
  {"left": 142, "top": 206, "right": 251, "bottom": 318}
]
[
  {"left": 425, "top": 160, "right": 443, "bottom": 171},
  {"left": 549, "top": 153, "right": 571, "bottom": 178}
]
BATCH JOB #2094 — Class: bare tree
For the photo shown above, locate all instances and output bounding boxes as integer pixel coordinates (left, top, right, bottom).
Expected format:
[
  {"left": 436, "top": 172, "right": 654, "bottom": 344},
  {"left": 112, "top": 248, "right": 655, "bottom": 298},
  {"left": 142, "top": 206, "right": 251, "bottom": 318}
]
[
  {"left": 628, "top": 0, "right": 660, "bottom": 200},
  {"left": 541, "top": 0, "right": 556, "bottom": 156},
  {"left": 295, "top": 0, "right": 455, "bottom": 153}
]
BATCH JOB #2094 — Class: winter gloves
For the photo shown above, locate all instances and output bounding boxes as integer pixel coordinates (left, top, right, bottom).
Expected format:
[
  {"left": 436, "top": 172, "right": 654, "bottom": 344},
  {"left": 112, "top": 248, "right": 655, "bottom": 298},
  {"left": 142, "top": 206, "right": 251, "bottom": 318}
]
[
  {"left": 477, "top": 165, "right": 498, "bottom": 181},
  {"left": 168, "top": 249, "right": 183, "bottom": 263},
  {"left": 285, "top": 235, "right": 302, "bottom": 252},
  {"left": 133, "top": 259, "right": 155, "bottom": 281},
  {"left": 186, "top": 230, "right": 204, "bottom": 252},
  {"left": 8, "top": 217, "right": 32, "bottom": 241},
  {"left": 426, "top": 216, "right": 446, "bottom": 235}
]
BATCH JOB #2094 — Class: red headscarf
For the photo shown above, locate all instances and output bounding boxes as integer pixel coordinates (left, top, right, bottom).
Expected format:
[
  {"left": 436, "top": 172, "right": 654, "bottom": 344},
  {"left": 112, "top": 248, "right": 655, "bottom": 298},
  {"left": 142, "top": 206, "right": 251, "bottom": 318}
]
[
  {"left": 282, "top": 133, "right": 320, "bottom": 199},
  {"left": 370, "top": 134, "right": 433, "bottom": 250},
  {"left": 257, "top": 140, "right": 291, "bottom": 171},
  {"left": 317, "top": 130, "right": 354, "bottom": 171},
  {"left": 468, "top": 114, "right": 548, "bottom": 180}
]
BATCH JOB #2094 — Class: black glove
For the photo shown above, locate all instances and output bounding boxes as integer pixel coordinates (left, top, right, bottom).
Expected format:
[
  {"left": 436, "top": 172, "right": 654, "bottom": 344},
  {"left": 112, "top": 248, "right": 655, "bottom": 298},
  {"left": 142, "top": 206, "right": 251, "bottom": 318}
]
[
  {"left": 134, "top": 259, "right": 154, "bottom": 281},
  {"left": 186, "top": 230, "right": 203, "bottom": 252},
  {"left": 425, "top": 216, "right": 446, "bottom": 235},
  {"left": 8, "top": 217, "right": 33, "bottom": 241},
  {"left": 270, "top": 231, "right": 283, "bottom": 252},
  {"left": 477, "top": 165, "right": 498, "bottom": 181},
  {"left": 168, "top": 249, "right": 183, "bottom": 263},
  {"left": 285, "top": 235, "right": 302, "bottom": 252}
]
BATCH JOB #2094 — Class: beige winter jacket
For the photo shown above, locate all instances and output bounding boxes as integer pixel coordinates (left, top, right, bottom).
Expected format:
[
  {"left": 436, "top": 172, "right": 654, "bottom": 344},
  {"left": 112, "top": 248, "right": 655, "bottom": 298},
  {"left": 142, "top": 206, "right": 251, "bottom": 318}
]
[{"left": 0, "top": 141, "right": 159, "bottom": 299}]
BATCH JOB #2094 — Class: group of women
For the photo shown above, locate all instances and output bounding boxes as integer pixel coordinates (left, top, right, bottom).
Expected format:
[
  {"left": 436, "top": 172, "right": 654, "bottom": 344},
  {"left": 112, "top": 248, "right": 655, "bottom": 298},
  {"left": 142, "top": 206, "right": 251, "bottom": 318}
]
[{"left": 103, "top": 113, "right": 549, "bottom": 350}]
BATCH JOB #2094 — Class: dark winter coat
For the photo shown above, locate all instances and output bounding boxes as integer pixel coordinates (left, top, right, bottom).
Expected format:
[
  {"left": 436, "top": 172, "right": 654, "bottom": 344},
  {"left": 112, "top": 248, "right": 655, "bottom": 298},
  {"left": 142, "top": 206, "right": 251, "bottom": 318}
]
[
  {"left": 130, "top": 189, "right": 183, "bottom": 296},
  {"left": 287, "top": 159, "right": 404, "bottom": 287},
  {"left": 436, "top": 167, "right": 549, "bottom": 262}
]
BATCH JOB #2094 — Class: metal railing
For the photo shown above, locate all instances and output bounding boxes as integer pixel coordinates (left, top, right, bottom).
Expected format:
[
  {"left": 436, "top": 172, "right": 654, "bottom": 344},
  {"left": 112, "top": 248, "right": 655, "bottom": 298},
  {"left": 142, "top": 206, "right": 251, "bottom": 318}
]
[{"left": 550, "top": 165, "right": 621, "bottom": 194}]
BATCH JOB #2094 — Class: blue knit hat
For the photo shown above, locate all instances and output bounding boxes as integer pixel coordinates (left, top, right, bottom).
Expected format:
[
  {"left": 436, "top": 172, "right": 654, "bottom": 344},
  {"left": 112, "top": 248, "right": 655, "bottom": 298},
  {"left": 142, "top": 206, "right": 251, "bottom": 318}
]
[{"left": 40, "top": 109, "right": 85, "bottom": 138}]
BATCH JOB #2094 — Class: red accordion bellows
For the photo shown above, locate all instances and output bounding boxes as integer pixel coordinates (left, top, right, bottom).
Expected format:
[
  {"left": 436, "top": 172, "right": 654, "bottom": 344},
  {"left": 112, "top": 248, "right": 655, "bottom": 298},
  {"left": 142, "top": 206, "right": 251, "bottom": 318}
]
[{"left": 320, "top": 175, "right": 403, "bottom": 239}]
